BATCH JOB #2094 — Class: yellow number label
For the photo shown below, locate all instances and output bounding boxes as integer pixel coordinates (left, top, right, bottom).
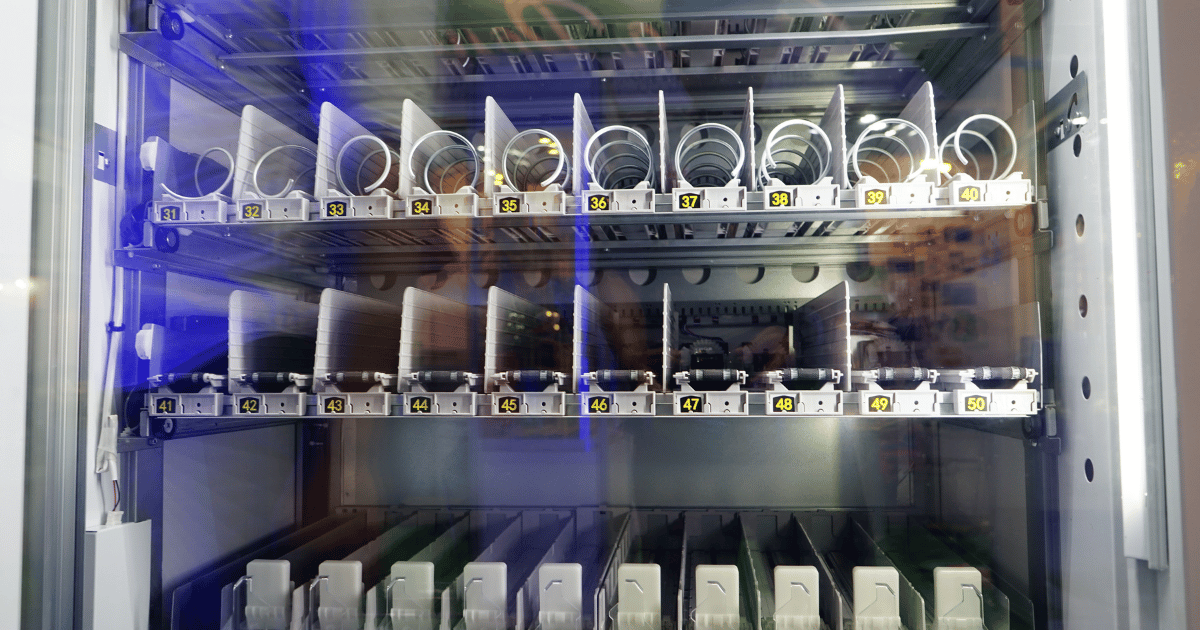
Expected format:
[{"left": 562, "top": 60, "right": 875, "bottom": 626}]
[
  {"left": 865, "top": 189, "right": 887, "bottom": 205},
  {"left": 964, "top": 395, "right": 989, "bottom": 412},
  {"left": 678, "top": 193, "right": 700, "bottom": 209},
  {"left": 238, "top": 397, "right": 260, "bottom": 413},
  {"left": 241, "top": 203, "right": 262, "bottom": 219},
  {"left": 867, "top": 395, "right": 891, "bottom": 413},
  {"left": 588, "top": 396, "right": 610, "bottom": 413},
  {"left": 588, "top": 195, "right": 609, "bottom": 211},
  {"left": 325, "top": 201, "right": 347, "bottom": 217},
  {"left": 154, "top": 397, "right": 177, "bottom": 414},
  {"left": 769, "top": 190, "right": 792, "bottom": 208},
  {"left": 499, "top": 198, "right": 521, "bottom": 213},
  {"left": 323, "top": 397, "right": 345, "bottom": 414},
  {"left": 773, "top": 395, "right": 796, "bottom": 413},
  {"left": 160, "top": 206, "right": 180, "bottom": 221},
  {"left": 958, "top": 186, "right": 982, "bottom": 203},
  {"left": 409, "top": 396, "right": 432, "bottom": 413},
  {"left": 411, "top": 199, "right": 432, "bottom": 215},
  {"left": 679, "top": 395, "right": 703, "bottom": 413},
  {"left": 498, "top": 396, "right": 521, "bottom": 413}
]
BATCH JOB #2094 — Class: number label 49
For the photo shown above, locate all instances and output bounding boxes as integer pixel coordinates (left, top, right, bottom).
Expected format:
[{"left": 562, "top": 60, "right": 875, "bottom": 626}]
[{"left": 867, "top": 395, "right": 892, "bottom": 413}]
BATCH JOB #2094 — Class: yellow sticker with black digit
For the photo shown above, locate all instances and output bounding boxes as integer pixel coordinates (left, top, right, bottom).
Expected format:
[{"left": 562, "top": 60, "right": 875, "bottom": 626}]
[
  {"left": 867, "top": 395, "right": 891, "bottom": 413},
  {"left": 678, "top": 193, "right": 701, "bottom": 210},
  {"left": 238, "top": 397, "right": 260, "bottom": 414},
  {"left": 964, "top": 394, "right": 989, "bottom": 412},
  {"left": 241, "top": 203, "right": 263, "bottom": 220},
  {"left": 864, "top": 189, "right": 888, "bottom": 205},
  {"left": 409, "top": 396, "right": 432, "bottom": 414},
  {"left": 772, "top": 395, "right": 796, "bottom": 413},
  {"left": 323, "top": 397, "right": 346, "bottom": 414},
  {"left": 768, "top": 190, "right": 793, "bottom": 208},
  {"left": 958, "top": 185, "right": 982, "bottom": 203},
  {"left": 498, "top": 197, "right": 521, "bottom": 213},
  {"left": 588, "top": 396, "right": 611, "bottom": 413},
  {"left": 160, "top": 206, "right": 181, "bottom": 221},
  {"left": 325, "top": 201, "right": 347, "bottom": 217},
  {"left": 411, "top": 199, "right": 432, "bottom": 215},
  {"left": 154, "top": 397, "right": 177, "bottom": 415},
  {"left": 497, "top": 396, "right": 521, "bottom": 413},
  {"left": 588, "top": 195, "right": 609, "bottom": 211},
  {"left": 679, "top": 395, "right": 703, "bottom": 413}
]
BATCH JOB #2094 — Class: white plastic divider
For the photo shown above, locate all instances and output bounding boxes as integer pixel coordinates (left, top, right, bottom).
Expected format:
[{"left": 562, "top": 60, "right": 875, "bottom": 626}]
[
  {"left": 574, "top": 286, "right": 655, "bottom": 415},
  {"left": 740, "top": 87, "right": 757, "bottom": 190},
  {"left": 659, "top": 90, "right": 670, "bottom": 195},
  {"left": 484, "top": 287, "right": 568, "bottom": 414},
  {"left": 313, "top": 288, "right": 404, "bottom": 415},
  {"left": 316, "top": 101, "right": 399, "bottom": 220},
  {"left": 227, "top": 290, "right": 318, "bottom": 416},
  {"left": 400, "top": 99, "right": 480, "bottom": 216},
  {"left": 231, "top": 104, "right": 318, "bottom": 222},
  {"left": 694, "top": 566, "right": 739, "bottom": 630},
  {"left": 486, "top": 97, "right": 568, "bottom": 214},
  {"left": 398, "top": 288, "right": 481, "bottom": 415},
  {"left": 793, "top": 282, "right": 852, "bottom": 392},
  {"left": 661, "top": 284, "right": 677, "bottom": 392},
  {"left": 572, "top": 94, "right": 594, "bottom": 208},
  {"left": 241, "top": 559, "right": 293, "bottom": 630},
  {"left": 932, "top": 567, "right": 984, "bottom": 630}
]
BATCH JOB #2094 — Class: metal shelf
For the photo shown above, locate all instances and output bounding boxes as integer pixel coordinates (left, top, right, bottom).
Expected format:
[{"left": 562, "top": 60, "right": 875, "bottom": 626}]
[{"left": 136, "top": 202, "right": 1029, "bottom": 274}]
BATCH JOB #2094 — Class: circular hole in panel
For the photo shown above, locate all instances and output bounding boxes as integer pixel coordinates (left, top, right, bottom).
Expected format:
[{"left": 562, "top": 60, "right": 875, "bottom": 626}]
[
  {"left": 791, "top": 264, "right": 819, "bottom": 283},
  {"left": 682, "top": 267, "right": 711, "bottom": 285},
  {"left": 1082, "top": 376, "right": 1091, "bottom": 399},
  {"left": 472, "top": 270, "right": 499, "bottom": 288},
  {"left": 1070, "top": 55, "right": 1079, "bottom": 78},
  {"left": 628, "top": 269, "right": 657, "bottom": 286},
  {"left": 1085, "top": 458, "right": 1094, "bottom": 482},
  {"left": 523, "top": 269, "right": 552, "bottom": 288},
  {"left": 1075, "top": 214, "right": 1085, "bottom": 237},
  {"left": 1079, "top": 295, "right": 1088, "bottom": 317},
  {"left": 846, "top": 261, "right": 875, "bottom": 283},
  {"left": 417, "top": 270, "right": 449, "bottom": 291},
  {"left": 736, "top": 266, "right": 765, "bottom": 284},
  {"left": 577, "top": 269, "right": 604, "bottom": 287},
  {"left": 1073, "top": 135, "right": 1082, "bottom": 157},
  {"left": 369, "top": 273, "right": 397, "bottom": 291}
]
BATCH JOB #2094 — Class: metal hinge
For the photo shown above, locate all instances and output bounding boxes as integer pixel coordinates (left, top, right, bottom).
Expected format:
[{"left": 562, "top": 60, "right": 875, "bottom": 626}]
[{"left": 1045, "top": 71, "right": 1089, "bottom": 151}]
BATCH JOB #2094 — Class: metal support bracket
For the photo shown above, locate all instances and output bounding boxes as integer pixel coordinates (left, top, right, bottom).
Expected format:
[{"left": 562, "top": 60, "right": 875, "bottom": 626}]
[{"left": 1045, "top": 71, "right": 1089, "bottom": 151}]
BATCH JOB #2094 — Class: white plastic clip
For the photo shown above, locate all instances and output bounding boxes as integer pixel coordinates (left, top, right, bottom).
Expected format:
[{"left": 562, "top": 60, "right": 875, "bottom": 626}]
[
  {"left": 694, "top": 565, "right": 739, "bottom": 630},
  {"left": 773, "top": 566, "right": 819, "bottom": 630},
  {"left": 852, "top": 567, "right": 901, "bottom": 630},
  {"left": 933, "top": 567, "right": 983, "bottom": 630},
  {"left": 539, "top": 563, "right": 583, "bottom": 630},
  {"left": 388, "top": 561, "right": 435, "bottom": 630},
  {"left": 244, "top": 559, "right": 291, "bottom": 630},
  {"left": 617, "top": 564, "right": 661, "bottom": 630},
  {"left": 463, "top": 562, "right": 507, "bottom": 630}
]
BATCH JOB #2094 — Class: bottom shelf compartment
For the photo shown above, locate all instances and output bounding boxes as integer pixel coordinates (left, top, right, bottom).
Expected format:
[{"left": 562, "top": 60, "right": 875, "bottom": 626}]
[{"left": 193, "top": 508, "right": 1031, "bottom": 630}]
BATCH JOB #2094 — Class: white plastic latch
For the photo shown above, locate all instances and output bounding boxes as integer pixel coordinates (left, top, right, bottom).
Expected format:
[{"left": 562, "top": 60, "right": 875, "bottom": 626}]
[
  {"left": 853, "top": 566, "right": 901, "bottom": 630},
  {"left": 617, "top": 564, "right": 661, "bottom": 630},
  {"left": 933, "top": 567, "right": 983, "bottom": 630},
  {"left": 135, "top": 323, "right": 164, "bottom": 361},
  {"left": 315, "top": 560, "right": 362, "bottom": 630},
  {"left": 773, "top": 566, "right": 819, "bottom": 630},
  {"left": 694, "top": 565, "right": 739, "bottom": 630},
  {"left": 539, "top": 563, "right": 583, "bottom": 630},
  {"left": 389, "top": 561, "right": 435, "bottom": 630},
  {"left": 245, "top": 559, "right": 291, "bottom": 630},
  {"left": 463, "top": 562, "right": 507, "bottom": 630}
]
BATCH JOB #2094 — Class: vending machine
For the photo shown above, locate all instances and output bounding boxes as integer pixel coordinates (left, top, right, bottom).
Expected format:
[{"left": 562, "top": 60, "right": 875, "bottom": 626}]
[{"left": 12, "top": 0, "right": 1200, "bottom": 628}]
